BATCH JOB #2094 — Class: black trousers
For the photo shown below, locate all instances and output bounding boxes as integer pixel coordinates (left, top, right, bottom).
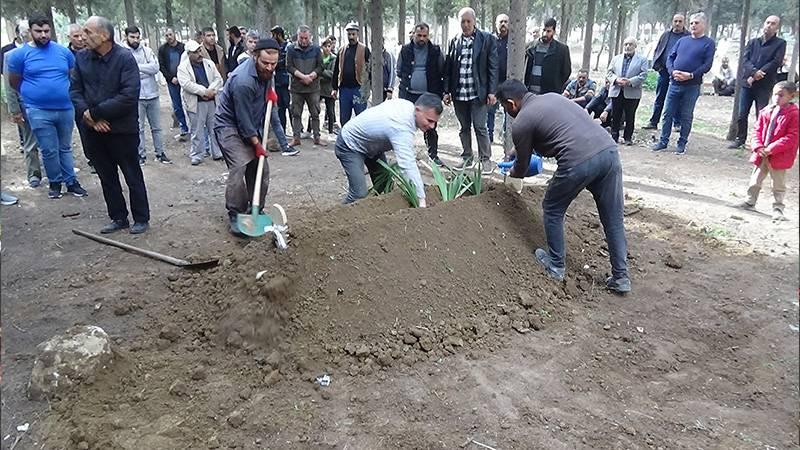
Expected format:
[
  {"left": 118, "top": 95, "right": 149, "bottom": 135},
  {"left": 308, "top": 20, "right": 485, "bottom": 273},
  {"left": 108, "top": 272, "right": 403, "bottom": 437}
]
[
  {"left": 610, "top": 92, "right": 640, "bottom": 142},
  {"left": 86, "top": 131, "right": 150, "bottom": 223}
]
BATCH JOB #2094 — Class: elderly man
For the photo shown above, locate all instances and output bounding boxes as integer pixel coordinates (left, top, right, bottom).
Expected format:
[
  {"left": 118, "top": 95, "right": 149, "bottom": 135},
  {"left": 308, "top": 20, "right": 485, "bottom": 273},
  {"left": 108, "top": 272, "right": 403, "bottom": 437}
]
[
  {"left": 607, "top": 37, "right": 649, "bottom": 145},
  {"left": 335, "top": 93, "right": 442, "bottom": 206},
  {"left": 67, "top": 23, "right": 86, "bottom": 54},
  {"left": 444, "top": 7, "right": 498, "bottom": 172},
  {"left": 332, "top": 22, "right": 372, "bottom": 125},
  {"left": 524, "top": 18, "right": 572, "bottom": 95},
  {"left": 729, "top": 15, "right": 786, "bottom": 149},
  {"left": 7, "top": 13, "right": 87, "bottom": 199},
  {"left": 287, "top": 25, "right": 324, "bottom": 146},
  {"left": 158, "top": 28, "right": 189, "bottom": 140},
  {"left": 71, "top": 16, "right": 150, "bottom": 234},
  {"left": 214, "top": 39, "right": 286, "bottom": 237},
  {"left": 713, "top": 57, "right": 736, "bottom": 96},
  {"left": 643, "top": 14, "right": 690, "bottom": 130},
  {"left": 123, "top": 25, "right": 170, "bottom": 165},
  {"left": 397, "top": 22, "right": 445, "bottom": 165},
  {"left": 178, "top": 39, "right": 223, "bottom": 165},
  {"left": 562, "top": 69, "right": 596, "bottom": 107},
  {"left": 497, "top": 79, "right": 630, "bottom": 294},
  {"left": 651, "top": 13, "right": 716, "bottom": 155}
]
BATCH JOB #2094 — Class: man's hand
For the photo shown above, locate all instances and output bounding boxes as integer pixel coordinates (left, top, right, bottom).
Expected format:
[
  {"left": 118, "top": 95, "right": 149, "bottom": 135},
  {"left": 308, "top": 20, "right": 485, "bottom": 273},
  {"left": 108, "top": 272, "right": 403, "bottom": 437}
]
[
  {"left": 331, "top": 90, "right": 337, "bottom": 100},
  {"left": 205, "top": 89, "right": 216, "bottom": 98},
  {"left": 487, "top": 94, "right": 497, "bottom": 106},
  {"left": 418, "top": 197, "right": 427, "bottom": 208},
  {"left": 755, "top": 70, "right": 766, "bottom": 80},
  {"left": 443, "top": 93, "right": 452, "bottom": 105},
  {"left": 746, "top": 76, "right": 755, "bottom": 87},
  {"left": 599, "top": 111, "right": 609, "bottom": 122},
  {"left": 504, "top": 175, "right": 523, "bottom": 194},
  {"left": 93, "top": 120, "right": 111, "bottom": 133},
  {"left": 672, "top": 71, "right": 691, "bottom": 82},
  {"left": 11, "top": 112, "right": 24, "bottom": 124},
  {"left": 171, "top": 77, "right": 179, "bottom": 85},
  {"left": 83, "top": 110, "right": 97, "bottom": 127},
  {"left": 254, "top": 142, "right": 268, "bottom": 158}
]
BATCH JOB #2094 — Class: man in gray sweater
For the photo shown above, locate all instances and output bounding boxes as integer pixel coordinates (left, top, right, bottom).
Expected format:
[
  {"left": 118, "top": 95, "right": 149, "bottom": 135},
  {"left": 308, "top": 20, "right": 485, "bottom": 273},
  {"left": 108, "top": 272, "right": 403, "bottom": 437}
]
[
  {"left": 497, "top": 79, "right": 630, "bottom": 294},
  {"left": 286, "top": 25, "right": 324, "bottom": 146}
]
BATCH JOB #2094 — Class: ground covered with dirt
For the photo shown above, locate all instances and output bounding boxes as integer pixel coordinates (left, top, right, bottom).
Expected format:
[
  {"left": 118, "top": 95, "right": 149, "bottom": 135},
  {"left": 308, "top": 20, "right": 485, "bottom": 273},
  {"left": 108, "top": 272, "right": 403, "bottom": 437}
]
[{"left": 1, "top": 90, "right": 798, "bottom": 449}]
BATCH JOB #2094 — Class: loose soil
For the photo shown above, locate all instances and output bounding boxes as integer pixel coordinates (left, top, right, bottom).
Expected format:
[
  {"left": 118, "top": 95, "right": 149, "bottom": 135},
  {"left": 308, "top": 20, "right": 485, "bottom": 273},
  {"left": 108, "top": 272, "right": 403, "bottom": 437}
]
[{"left": 1, "top": 89, "right": 797, "bottom": 450}]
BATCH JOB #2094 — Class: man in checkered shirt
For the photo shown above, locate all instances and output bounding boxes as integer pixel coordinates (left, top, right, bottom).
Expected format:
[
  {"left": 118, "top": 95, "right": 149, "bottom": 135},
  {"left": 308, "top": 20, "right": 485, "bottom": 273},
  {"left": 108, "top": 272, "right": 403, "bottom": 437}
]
[{"left": 444, "top": 7, "right": 498, "bottom": 173}]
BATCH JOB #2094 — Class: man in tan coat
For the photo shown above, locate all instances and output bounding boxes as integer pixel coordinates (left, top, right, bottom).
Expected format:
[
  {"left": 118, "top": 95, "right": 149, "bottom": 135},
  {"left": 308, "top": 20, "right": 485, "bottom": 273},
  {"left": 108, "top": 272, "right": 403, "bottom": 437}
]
[
  {"left": 178, "top": 39, "right": 223, "bottom": 165},
  {"left": 199, "top": 26, "right": 226, "bottom": 81}
]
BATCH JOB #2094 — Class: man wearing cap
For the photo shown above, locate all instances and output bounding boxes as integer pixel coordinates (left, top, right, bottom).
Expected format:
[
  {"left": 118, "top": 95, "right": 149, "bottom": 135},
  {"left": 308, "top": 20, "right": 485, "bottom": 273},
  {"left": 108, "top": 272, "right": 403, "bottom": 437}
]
[
  {"left": 178, "top": 39, "right": 223, "bottom": 165},
  {"left": 332, "top": 22, "right": 371, "bottom": 125},
  {"left": 271, "top": 26, "right": 291, "bottom": 132},
  {"left": 214, "top": 39, "right": 284, "bottom": 237}
]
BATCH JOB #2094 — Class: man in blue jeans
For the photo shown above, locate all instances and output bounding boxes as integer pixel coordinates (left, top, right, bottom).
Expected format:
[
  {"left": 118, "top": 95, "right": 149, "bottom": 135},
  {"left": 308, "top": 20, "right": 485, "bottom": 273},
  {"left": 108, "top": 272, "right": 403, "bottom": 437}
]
[
  {"left": 158, "top": 28, "right": 189, "bottom": 140},
  {"left": 332, "top": 22, "right": 371, "bottom": 126},
  {"left": 652, "top": 12, "right": 715, "bottom": 155},
  {"left": 643, "top": 14, "right": 689, "bottom": 130},
  {"left": 7, "top": 13, "right": 87, "bottom": 199},
  {"left": 497, "top": 79, "right": 631, "bottom": 294}
]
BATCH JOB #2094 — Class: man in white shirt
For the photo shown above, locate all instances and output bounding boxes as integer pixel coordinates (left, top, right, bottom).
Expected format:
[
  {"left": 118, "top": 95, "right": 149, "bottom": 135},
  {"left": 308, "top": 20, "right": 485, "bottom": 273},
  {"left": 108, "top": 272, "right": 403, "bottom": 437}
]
[{"left": 335, "top": 93, "right": 442, "bottom": 206}]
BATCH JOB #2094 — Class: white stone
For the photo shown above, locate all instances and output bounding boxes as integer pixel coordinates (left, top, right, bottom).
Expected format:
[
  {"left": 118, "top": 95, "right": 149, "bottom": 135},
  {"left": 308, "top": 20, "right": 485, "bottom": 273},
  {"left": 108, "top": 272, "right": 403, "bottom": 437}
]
[{"left": 28, "top": 325, "right": 114, "bottom": 400}]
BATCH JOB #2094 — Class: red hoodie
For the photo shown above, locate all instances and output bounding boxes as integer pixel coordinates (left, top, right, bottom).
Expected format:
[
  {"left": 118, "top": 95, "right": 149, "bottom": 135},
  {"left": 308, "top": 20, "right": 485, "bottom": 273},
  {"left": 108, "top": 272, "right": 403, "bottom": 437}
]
[{"left": 751, "top": 102, "right": 799, "bottom": 170}]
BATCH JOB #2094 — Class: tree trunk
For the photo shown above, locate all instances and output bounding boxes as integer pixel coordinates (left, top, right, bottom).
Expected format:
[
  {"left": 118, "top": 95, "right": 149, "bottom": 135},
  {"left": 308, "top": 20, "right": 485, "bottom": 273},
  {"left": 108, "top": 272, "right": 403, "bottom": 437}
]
[
  {"left": 582, "top": 0, "right": 596, "bottom": 70},
  {"left": 370, "top": 0, "right": 385, "bottom": 105},
  {"left": 124, "top": 0, "right": 136, "bottom": 26},
  {"left": 398, "top": 0, "right": 406, "bottom": 43},
  {"left": 215, "top": 0, "right": 226, "bottom": 52},
  {"left": 45, "top": 7, "right": 58, "bottom": 42},
  {"left": 613, "top": 4, "right": 625, "bottom": 55},
  {"left": 65, "top": 0, "right": 77, "bottom": 23},
  {"left": 86, "top": 0, "right": 93, "bottom": 16},
  {"left": 416, "top": 0, "right": 422, "bottom": 25},
  {"left": 165, "top": 0, "right": 174, "bottom": 27},
  {"left": 357, "top": 0, "right": 365, "bottom": 34},
  {"left": 789, "top": 19, "right": 798, "bottom": 83},
  {"left": 558, "top": 0, "right": 569, "bottom": 42},
  {"left": 726, "top": 0, "right": 750, "bottom": 141},
  {"left": 507, "top": 0, "right": 526, "bottom": 81},
  {"left": 705, "top": 0, "right": 714, "bottom": 37},
  {"left": 312, "top": 0, "right": 320, "bottom": 37},
  {"left": 594, "top": 20, "right": 609, "bottom": 71}
]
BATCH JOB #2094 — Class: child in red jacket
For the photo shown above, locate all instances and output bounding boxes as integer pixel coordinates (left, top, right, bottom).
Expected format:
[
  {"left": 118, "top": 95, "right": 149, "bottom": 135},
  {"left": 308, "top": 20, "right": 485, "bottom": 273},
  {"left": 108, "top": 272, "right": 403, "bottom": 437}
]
[{"left": 739, "top": 81, "right": 799, "bottom": 221}]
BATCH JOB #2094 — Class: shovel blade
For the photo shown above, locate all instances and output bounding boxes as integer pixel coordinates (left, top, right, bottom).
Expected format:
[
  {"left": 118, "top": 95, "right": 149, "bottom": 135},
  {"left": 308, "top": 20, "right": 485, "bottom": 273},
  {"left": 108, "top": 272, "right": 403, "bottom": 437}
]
[{"left": 237, "top": 211, "right": 273, "bottom": 237}]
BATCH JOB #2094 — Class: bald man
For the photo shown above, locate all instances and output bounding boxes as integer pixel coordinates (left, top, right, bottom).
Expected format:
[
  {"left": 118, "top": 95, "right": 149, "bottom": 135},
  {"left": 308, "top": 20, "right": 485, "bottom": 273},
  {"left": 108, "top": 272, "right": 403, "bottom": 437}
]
[{"left": 729, "top": 15, "right": 786, "bottom": 148}]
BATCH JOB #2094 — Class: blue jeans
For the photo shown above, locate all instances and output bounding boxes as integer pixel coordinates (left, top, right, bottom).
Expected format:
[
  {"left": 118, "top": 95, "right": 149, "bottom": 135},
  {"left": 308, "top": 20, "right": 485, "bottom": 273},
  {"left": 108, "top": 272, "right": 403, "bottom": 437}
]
[
  {"left": 487, "top": 103, "right": 499, "bottom": 140},
  {"left": 735, "top": 86, "right": 770, "bottom": 142},
  {"left": 339, "top": 86, "right": 367, "bottom": 126},
  {"left": 334, "top": 136, "right": 386, "bottom": 203},
  {"left": 658, "top": 83, "right": 701, "bottom": 148},
  {"left": 270, "top": 106, "right": 290, "bottom": 150},
  {"left": 26, "top": 107, "right": 77, "bottom": 186},
  {"left": 138, "top": 97, "right": 165, "bottom": 158},
  {"left": 276, "top": 84, "right": 291, "bottom": 132},
  {"left": 648, "top": 70, "right": 681, "bottom": 127},
  {"left": 167, "top": 82, "right": 189, "bottom": 134},
  {"left": 543, "top": 146, "right": 628, "bottom": 279}
]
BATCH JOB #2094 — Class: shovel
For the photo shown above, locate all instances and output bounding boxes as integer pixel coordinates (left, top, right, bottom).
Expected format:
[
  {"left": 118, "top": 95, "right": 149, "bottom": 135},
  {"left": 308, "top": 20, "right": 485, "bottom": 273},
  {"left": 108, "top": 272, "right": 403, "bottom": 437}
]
[
  {"left": 237, "top": 86, "right": 279, "bottom": 237},
  {"left": 72, "top": 229, "right": 219, "bottom": 270}
]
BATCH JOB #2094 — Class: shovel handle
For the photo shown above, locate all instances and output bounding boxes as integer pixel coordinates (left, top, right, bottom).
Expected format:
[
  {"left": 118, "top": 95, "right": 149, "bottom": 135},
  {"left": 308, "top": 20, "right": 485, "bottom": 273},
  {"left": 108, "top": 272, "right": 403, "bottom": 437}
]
[
  {"left": 72, "top": 229, "right": 191, "bottom": 267},
  {"left": 252, "top": 100, "right": 274, "bottom": 211}
]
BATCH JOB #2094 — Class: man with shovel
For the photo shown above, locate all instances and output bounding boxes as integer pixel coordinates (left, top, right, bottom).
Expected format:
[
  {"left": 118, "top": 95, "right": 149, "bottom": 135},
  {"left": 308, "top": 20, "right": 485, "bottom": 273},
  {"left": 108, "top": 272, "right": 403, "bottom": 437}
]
[{"left": 215, "top": 39, "right": 284, "bottom": 237}]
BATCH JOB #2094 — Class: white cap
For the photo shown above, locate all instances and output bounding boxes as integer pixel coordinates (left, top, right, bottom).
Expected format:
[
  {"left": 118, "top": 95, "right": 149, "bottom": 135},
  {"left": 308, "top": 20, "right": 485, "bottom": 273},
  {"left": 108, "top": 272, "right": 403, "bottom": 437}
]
[{"left": 185, "top": 40, "right": 201, "bottom": 53}]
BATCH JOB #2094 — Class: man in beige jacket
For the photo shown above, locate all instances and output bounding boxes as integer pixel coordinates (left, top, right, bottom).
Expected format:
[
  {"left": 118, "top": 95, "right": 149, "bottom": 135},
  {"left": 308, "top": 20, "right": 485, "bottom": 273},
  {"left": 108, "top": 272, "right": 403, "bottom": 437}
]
[
  {"left": 178, "top": 39, "right": 223, "bottom": 165},
  {"left": 199, "top": 26, "right": 226, "bottom": 81}
]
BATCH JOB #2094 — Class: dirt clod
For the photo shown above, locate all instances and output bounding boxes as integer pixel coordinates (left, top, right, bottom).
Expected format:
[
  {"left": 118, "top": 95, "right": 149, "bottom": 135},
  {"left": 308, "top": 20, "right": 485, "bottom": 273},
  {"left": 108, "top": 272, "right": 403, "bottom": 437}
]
[
  {"left": 227, "top": 411, "right": 244, "bottom": 428},
  {"left": 664, "top": 253, "right": 684, "bottom": 269},
  {"left": 168, "top": 379, "right": 189, "bottom": 397}
]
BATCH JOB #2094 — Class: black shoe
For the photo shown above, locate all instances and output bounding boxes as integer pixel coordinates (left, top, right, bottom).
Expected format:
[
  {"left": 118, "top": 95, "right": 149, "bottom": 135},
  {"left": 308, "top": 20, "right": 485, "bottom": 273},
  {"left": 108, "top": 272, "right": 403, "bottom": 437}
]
[
  {"left": 642, "top": 123, "right": 657, "bottom": 130},
  {"left": 606, "top": 276, "right": 631, "bottom": 294},
  {"left": 727, "top": 140, "right": 744, "bottom": 149},
  {"left": 100, "top": 220, "right": 130, "bottom": 234},
  {"left": 67, "top": 182, "right": 88, "bottom": 197},
  {"left": 48, "top": 183, "right": 63, "bottom": 199},
  {"left": 139, "top": 157, "right": 146, "bottom": 166},
  {"left": 156, "top": 154, "right": 173, "bottom": 164},
  {"left": 130, "top": 222, "right": 149, "bottom": 234},
  {"left": 623, "top": 139, "right": 633, "bottom": 146}
]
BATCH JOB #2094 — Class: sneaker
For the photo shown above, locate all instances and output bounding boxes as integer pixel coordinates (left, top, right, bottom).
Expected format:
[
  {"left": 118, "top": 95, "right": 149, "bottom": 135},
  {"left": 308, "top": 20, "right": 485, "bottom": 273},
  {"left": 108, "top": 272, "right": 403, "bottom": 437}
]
[
  {"left": 291, "top": 138, "right": 302, "bottom": 147},
  {"left": 212, "top": 156, "right": 224, "bottom": 161},
  {"left": 651, "top": 142, "right": 668, "bottom": 152},
  {"left": 481, "top": 160, "right": 494, "bottom": 175},
  {"left": 431, "top": 157, "right": 444, "bottom": 167},
  {"left": 727, "top": 140, "right": 744, "bottom": 149},
  {"left": 534, "top": 248, "right": 565, "bottom": 281},
  {"left": 772, "top": 209, "right": 787, "bottom": 221},
  {"left": 48, "top": 183, "right": 63, "bottom": 199},
  {"left": 300, "top": 131, "right": 312, "bottom": 139},
  {"left": 156, "top": 154, "right": 173, "bottom": 164},
  {"left": 130, "top": 222, "right": 149, "bottom": 234},
  {"left": 139, "top": 157, "right": 146, "bottom": 166},
  {"left": 642, "top": 123, "right": 657, "bottom": 130},
  {"left": 191, "top": 159, "right": 202, "bottom": 166},
  {"left": 281, "top": 146, "right": 300, "bottom": 156},
  {"left": 1, "top": 192, "right": 19, "bottom": 206},
  {"left": 606, "top": 276, "right": 632, "bottom": 294},
  {"left": 456, "top": 158, "right": 475, "bottom": 170},
  {"left": 100, "top": 219, "right": 130, "bottom": 234},
  {"left": 67, "top": 182, "right": 88, "bottom": 197},
  {"left": 737, "top": 201, "right": 756, "bottom": 210},
  {"left": 674, "top": 145, "right": 686, "bottom": 155},
  {"left": 29, "top": 176, "right": 41, "bottom": 188}
]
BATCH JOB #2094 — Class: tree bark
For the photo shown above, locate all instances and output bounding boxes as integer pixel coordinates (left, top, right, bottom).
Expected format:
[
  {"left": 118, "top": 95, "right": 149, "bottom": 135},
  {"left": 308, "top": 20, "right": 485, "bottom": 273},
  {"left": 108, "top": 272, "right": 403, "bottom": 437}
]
[
  {"left": 45, "top": 7, "right": 58, "bottom": 42},
  {"left": 789, "top": 19, "right": 798, "bottom": 83},
  {"left": 705, "top": 0, "right": 714, "bottom": 37},
  {"left": 398, "top": 0, "right": 406, "bottom": 43},
  {"left": 507, "top": 0, "right": 526, "bottom": 81},
  {"left": 594, "top": 20, "right": 609, "bottom": 71},
  {"left": 165, "top": 0, "right": 174, "bottom": 27},
  {"left": 726, "top": 0, "right": 750, "bottom": 141},
  {"left": 370, "top": 0, "right": 384, "bottom": 105},
  {"left": 416, "top": 0, "right": 422, "bottom": 26},
  {"left": 124, "top": 0, "right": 136, "bottom": 26},
  {"left": 582, "top": 0, "right": 596, "bottom": 70},
  {"left": 558, "top": 0, "right": 569, "bottom": 42},
  {"left": 65, "top": 0, "right": 77, "bottom": 24},
  {"left": 311, "top": 0, "right": 320, "bottom": 37},
  {"left": 357, "top": 0, "right": 365, "bottom": 34},
  {"left": 86, "top": 0, "right": 93, "bottom": 16},
  {"left": 215, "top": 0, "right": 226, "bottom": 53}
]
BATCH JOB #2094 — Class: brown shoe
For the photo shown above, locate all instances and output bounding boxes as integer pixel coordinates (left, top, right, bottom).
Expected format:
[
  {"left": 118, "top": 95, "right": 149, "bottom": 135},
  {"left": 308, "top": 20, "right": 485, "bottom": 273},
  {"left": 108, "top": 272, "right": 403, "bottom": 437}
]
[
  {"left": 313, "top": 138, "right": 326, "bottom": 146},
  {"left": 291, "top": 138, "right": 302, "bottom": 147}
]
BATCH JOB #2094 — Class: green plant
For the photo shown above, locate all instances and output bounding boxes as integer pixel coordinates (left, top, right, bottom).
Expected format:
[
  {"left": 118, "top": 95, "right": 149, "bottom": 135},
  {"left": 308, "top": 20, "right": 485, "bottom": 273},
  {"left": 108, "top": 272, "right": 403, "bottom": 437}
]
[
  {"left": 377, "top": 160, "right": 420, "bottom": 208},
  {"left": 369, "top": 162, "right": 396, "bottom": 195},
  {"left": 643, "top": 70, "right": 658, "bottom": 91},
  {"left": 430, "top": 163, "right": 472, "bottom": 201},
  {"left": 464, "top": 162, "right": 483, "bottom": 196}
]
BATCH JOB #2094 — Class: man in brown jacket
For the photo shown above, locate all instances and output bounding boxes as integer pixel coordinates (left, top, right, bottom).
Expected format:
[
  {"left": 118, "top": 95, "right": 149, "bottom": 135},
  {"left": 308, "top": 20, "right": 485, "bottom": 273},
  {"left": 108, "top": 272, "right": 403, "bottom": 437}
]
[
  {"left": 331, "top": 22, "right": 371, "bottom": 125},
  {"left": 200, "top": 26, "right": 227, "bottom": 81}
]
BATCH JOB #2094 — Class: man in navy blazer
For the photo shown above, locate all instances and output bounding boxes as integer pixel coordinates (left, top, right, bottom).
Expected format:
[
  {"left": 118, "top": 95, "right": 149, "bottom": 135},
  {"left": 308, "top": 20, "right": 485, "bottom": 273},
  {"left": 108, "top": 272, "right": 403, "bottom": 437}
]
[
  {"left": 607, "top": 37, "right": 649, "bottom": 145},
  {"left": 643, "top": 14, "right": 689, "bottom": 130},
  {"left": 443, "top": 7, "right": 498, "bottom": 173}
]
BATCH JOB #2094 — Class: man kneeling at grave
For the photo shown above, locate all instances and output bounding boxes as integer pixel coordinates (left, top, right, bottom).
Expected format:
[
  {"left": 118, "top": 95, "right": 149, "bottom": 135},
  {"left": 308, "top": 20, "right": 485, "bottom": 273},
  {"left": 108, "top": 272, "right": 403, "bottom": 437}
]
[
  {"left": 497, "top": 79, "right": 631, "bottom": 294},
  {"left": 335, "top": 93, "right": 443, "bottom": 206}
]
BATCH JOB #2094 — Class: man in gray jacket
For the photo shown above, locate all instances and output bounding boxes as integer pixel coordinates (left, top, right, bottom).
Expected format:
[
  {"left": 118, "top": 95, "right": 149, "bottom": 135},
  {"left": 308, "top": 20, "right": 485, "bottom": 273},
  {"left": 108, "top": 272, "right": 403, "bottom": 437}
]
[
  {"left": 123, "top": 26, "right": 170, "bottom": 164},
  {"left": 287, "top": 25, "right": 324, "bottom": 146},
  {"left": 607, "top": 37, "right": 649, "bottom": 145}
]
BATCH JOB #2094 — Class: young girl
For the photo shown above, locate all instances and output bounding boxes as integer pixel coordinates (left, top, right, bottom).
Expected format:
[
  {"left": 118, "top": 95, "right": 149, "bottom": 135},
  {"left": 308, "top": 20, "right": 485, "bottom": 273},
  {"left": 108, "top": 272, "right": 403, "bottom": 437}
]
[{"left": 740, "top": 81, "right": 799, "bottom": 221}]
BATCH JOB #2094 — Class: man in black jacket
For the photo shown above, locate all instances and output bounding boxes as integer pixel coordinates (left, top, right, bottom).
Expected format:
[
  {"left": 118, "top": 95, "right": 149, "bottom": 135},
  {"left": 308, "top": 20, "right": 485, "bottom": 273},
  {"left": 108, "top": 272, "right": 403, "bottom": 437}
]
[
  {"left": 444, "top": 7, "right": 498, "bottom": 172},
  {"left": 523, "top": 17, "right": 571, "bottom": 95},
  {"left": 158, "top": 28, "right": 188, "bottom": 138},
  {"left": 72, "top": 16, "right": 150, "bottom": 235},
  {"left": 729, "top": 15, "right": 786, "bottom": 148},
  {"left": 643, "top": 14, "right": 689, "bottom": 130},
  {"left": 397, "top": 22, "right": 445, "bottom": 165},
  {"left": 225, "top": 26, "right": 246, "bottom": 74}
]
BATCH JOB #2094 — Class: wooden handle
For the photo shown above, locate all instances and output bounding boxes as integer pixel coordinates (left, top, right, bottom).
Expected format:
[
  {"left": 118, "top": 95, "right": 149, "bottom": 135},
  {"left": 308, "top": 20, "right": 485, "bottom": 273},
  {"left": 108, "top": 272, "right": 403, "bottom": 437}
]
[
  {"left": 72, "top": 229, "right": 190, "bottom": 267},
  {"left": 253, "top": 101, "right": 273, "bottom": 210}
]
